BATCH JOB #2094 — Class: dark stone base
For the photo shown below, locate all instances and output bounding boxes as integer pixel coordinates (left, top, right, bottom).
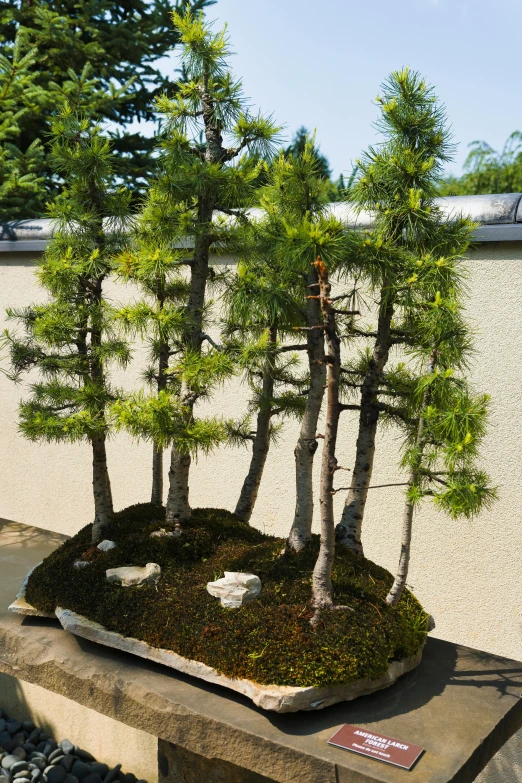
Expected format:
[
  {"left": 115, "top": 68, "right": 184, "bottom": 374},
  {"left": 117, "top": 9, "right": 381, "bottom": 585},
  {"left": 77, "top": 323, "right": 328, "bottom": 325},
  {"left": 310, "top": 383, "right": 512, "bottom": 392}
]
[{"left": 159, "top": 740, "right": 276, "bottom": 783}]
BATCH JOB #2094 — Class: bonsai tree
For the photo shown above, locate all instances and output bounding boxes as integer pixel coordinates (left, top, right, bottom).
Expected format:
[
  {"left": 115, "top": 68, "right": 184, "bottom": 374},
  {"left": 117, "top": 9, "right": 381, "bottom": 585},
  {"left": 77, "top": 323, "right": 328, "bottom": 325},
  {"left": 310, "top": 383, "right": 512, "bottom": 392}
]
[
  {"left": 385, "top": 295, "right": 495, "bottom": 605},
  {"left": 3, "top": 108, "right": 131, "bottom": 543},
  {"left": 223, "top": 241, "right": 307, "bottom": 524},
  {"left": 113, "top": 8, "right": 280, "bottom": 528},
  {"left": 245, "top": 143, "right": 350, "bottom": 550},
  {"left": 335, "top": 68, "right": 475, "bottom": 553},
  {"left": 114, "top": 236, "right": 190, "bottom": 506}
]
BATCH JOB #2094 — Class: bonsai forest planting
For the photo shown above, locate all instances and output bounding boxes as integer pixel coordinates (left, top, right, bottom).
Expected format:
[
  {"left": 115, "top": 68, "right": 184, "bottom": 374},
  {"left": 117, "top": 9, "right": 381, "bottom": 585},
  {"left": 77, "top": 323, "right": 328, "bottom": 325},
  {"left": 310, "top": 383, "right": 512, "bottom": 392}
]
[{"left": 3, "top": 11, "right": 496, "bottom": 712}]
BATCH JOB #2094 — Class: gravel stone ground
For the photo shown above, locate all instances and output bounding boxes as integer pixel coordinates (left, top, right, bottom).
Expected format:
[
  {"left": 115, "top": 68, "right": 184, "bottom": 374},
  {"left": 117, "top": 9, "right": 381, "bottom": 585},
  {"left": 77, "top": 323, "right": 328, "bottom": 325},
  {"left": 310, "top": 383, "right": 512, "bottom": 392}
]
[{"left": 0, "top": 709, "right": 147, "bottom": 783}]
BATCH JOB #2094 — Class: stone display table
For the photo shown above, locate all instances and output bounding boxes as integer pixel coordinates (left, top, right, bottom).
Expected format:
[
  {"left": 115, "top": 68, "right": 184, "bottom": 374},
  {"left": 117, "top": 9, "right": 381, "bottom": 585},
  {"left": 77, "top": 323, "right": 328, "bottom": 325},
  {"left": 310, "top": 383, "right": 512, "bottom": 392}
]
[{"left": 1, "top": 520, "right": 522, "bottom": 782}]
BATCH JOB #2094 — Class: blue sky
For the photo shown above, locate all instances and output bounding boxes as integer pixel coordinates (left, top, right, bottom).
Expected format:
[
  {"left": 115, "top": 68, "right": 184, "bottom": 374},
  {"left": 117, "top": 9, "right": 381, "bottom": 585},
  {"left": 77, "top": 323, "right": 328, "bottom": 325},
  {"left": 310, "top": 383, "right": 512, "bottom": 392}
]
[{"left": 164, "top": 0, "right": 522, "bottom": 181}]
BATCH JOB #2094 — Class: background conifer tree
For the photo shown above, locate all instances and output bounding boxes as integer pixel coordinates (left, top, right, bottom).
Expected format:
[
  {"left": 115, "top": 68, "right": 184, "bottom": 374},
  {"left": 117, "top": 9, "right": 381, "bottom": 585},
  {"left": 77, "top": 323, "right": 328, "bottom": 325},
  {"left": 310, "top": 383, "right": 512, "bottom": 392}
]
[
  {"left": 3, "top": 109, "right": 131, "bottom": 543},
  {"left": 0, "top": 0, "right": 215, "bottom": 214},
  {"left": 0, "top": 32, "right": 45, "bottom": 219}
]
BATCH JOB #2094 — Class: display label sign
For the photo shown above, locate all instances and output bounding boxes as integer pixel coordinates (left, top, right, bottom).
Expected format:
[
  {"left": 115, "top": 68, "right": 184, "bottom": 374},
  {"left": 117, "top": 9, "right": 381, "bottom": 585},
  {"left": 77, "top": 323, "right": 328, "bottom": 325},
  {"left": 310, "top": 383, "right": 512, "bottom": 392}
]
[{"left": 328, "top": 724, "right": 424, "bottom": 770}]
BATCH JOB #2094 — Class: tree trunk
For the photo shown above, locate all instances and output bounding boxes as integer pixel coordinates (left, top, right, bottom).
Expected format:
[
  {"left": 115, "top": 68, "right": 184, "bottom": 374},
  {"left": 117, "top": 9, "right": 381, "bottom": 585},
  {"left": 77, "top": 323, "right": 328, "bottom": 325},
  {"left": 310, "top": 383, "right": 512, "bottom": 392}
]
[
  {"left": 91, "top": 435, "right": 112, "bottom": 543},
  {"left": 166, "top": 448, "right": 191, "bottom": 529},
  {"left": 151, "top": 339, "right": 169, "bottom": 505},
  {"left": 235, "top": 326, "right": 277, "bottom": 524},
  {"left": 335, "top": 290, "right": 394, "bottom": 552},
  {"left": 151, "top": 444, "right": 163, "bottom": 505},
  {"left": 386, "top": 351, "right": 435, "bottom": 607},
  {"left": 165, "top": 196, "right": 213, "bottom": 526},
  {"left": 311, "top": 260, "right": 341, "bottom": 624},
  {"left": 287, "top": 264, "right": 326, "bottom": 551}
]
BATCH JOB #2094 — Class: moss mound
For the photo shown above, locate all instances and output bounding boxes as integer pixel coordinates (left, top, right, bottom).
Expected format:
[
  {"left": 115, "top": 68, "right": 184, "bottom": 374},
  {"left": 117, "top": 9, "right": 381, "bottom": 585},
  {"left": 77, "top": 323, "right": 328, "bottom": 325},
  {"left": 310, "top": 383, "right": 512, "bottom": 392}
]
[{"left": 26, "top": 504, "right": 428, "bottom": 688}]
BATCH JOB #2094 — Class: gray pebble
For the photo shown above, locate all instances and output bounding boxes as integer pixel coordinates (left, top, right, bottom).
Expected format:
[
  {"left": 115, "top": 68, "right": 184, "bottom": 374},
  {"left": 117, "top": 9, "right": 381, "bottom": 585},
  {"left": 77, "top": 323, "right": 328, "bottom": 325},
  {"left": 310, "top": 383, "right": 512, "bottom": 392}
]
[
  {"left": 20, "top": 729, "right": 32, "bottom": 738},
  {"left": 88, "top": 767, "right": 107, "bottom": 780},
  {"left": 70, "top": 765, "right": 88, "bottom": 782},
  {"left": 46, "top": 753, "right": 61, "bottom": 765},
  {"left": 102, "top": 767, "right": 120, "bottom": 783},
  {"left": 49, "top": 760, "right": 63, "bottom": 769},
  {"left": 33, "top": 747, "right": 45, "bottom": 757},
  {"left": 10, "top": 764, "right": 28, "bottom": 775},
  {"left": 63, "top": 777, "right": 78, "bottom": 783},
  {"left": 14, "top": 772, "right": 30, "bottom": 780},
  {"left": 43, "top": 770, "right": 52, "bottom": 778},
  {"left": 0, "top": 724, "right": 5, "bottom": 735},
  {"left": 31, "top": 772, "right": 40, "bottom": 782},
  {"left": 58, "top": 744, "right": 72, "bottom": 759},
  {"left": 70, "top": 754, "right": 92, "bottom": 765},
  {"left": 13, "top": 779, "right": 30, "bottom": 783},
  {"left": 11, "top": 752, "right": 24, "bottom": 762},
  {"left": 42, "top": 744, "right": 56, "bottom": 759},
  {"left": 57, "top": 761, "right": 72, "bottom": 776},
  {"left": 26, "top": 767, "right": 37, "bottom": 773},
  {"left": 2, "top": 759, "right": 20, "bottom": 771},
  {"left": 81, "top": 774, "right": 101, "bottom": 783},
  {"left": 6, "top": 725, "right": 21, "bottom": 738},
  {"left": 46, "top": 769, "right": 65, "bottom": 783},
  {"left": 22, "top": 748, "right": 34, "bottom": 756}
]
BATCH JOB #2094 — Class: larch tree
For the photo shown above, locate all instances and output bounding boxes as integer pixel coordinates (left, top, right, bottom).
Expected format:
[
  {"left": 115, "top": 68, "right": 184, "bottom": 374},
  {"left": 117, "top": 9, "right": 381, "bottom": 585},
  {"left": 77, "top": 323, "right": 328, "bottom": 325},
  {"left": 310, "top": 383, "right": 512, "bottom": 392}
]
[
  {"left": 334, "top": 68, "right": 474, "bottom": 553},
  {"left": 113, "top": 8, "right": 280, "bottom": 529},
  {"left": 253, "top": 144, "right": 350, "bottom": 551},
  {"left": 223, "top": 238, "right": 308, "bottom": 524},
  {"left": 385, "top": 294, "right": 495, "bottom": 605},
  {"left": 115, "top": 235, "right": 189, "bottom": 506},
  {"left": 3, "top": 108, "right": 131, "bottom": 543}
]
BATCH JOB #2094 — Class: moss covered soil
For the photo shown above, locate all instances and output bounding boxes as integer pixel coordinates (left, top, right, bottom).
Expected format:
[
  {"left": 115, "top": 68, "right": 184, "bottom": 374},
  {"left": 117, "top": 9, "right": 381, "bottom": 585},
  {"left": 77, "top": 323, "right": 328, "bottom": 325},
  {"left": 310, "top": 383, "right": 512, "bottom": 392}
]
[{"left": 26, "top": 504, "right": 428, "bottom": 688}]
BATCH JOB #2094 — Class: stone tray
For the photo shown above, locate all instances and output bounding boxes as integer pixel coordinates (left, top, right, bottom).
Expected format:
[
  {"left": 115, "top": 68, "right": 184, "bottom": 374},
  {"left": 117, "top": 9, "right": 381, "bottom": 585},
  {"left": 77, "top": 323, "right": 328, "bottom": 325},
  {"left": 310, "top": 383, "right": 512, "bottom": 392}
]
[
  {"left": 9, "top": 569, "right": 424, "bottom": 713},
  {"left": 8, "top": 562, "right": 56, "bottom": 618}
]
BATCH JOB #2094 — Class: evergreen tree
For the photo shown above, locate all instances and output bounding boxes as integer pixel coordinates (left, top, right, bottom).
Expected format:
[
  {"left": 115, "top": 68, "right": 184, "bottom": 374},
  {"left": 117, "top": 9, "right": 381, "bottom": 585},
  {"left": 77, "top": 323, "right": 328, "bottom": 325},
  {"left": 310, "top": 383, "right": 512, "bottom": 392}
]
[
  {"left": 0, "top": 0, "right": 215, "bottom": 213},
  {"left": 0, "top": 31, "right": 45, "bottom": 219},
  {"left": 115, "top": 235, "right": 190, "bottom": 506},
  {"left": 384, "top": 295, "right": 495, "bottom": 605},
  {"left": 439, "top": 132, "right": 522, "bottom": 196},
  {"left": 3, "top": 109, "right": 132, "bottom": 543},
  {"left": 223, "top": 241, "right": 308, "bottom": 524},
  {"left": 113, "top": 8, "right": 280, "bottom": 529},
  {"left": 252, "top": 144, "right": 350, "bottom": 551},
  {"left": 334, "top": 69, "right": 476, "bottom": 553}
]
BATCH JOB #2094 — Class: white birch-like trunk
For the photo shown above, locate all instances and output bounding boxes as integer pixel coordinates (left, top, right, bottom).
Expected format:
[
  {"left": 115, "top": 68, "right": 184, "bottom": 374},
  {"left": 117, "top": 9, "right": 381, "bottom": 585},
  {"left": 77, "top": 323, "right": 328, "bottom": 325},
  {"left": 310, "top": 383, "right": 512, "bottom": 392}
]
[
  {"left": 234, "top": 327, "right": 276, "bottom": 524},
  {"left": 311, "top": 261, "right": 341, "bottom": 623},
  {"left": 335, "top": 294, "right": 394, "bottom": 552},
  {"left": 91, "top": 436, "right": 112, "bottom": 544},
  {"left": 287, "top": 265, "right": 326, "bottom": 551},
  {"left": 386, "top": 352, "right": 435, "bottom": 607}
]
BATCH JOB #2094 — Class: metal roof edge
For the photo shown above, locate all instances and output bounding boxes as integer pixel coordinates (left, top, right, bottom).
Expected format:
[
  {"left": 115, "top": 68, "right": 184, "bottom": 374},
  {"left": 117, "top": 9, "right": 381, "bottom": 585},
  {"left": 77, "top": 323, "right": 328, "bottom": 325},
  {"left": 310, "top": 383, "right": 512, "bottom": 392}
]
[{"left": 2, "top": 193, "right": 522, "bottom": 251}]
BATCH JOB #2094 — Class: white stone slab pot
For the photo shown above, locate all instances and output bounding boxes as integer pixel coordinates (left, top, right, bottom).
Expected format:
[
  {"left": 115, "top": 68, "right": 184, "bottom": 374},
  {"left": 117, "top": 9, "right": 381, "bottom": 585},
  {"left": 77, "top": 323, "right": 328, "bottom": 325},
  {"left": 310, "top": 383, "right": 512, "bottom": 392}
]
[
  {"left": 54, "top": 607, "right": 424, "bottom": 713},
  {"left": 8, "top": 562, "right": 56, "bottom": 618}
]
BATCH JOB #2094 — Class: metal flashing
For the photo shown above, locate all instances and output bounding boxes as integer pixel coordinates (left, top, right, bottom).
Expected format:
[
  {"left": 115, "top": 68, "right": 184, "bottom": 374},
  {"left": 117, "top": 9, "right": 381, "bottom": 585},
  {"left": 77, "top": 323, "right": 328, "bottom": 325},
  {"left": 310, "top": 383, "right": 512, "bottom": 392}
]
[{"left": 2, "top": 193, "right": 522, "bottom": 252}]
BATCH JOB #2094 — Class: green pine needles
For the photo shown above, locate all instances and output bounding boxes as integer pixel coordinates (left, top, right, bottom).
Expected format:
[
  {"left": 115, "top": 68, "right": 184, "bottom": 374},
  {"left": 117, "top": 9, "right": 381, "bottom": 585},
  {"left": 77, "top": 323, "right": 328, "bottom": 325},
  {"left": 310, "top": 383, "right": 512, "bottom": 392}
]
[{"left": 4, "top": 108, "right": 132, "bottom": 543}]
